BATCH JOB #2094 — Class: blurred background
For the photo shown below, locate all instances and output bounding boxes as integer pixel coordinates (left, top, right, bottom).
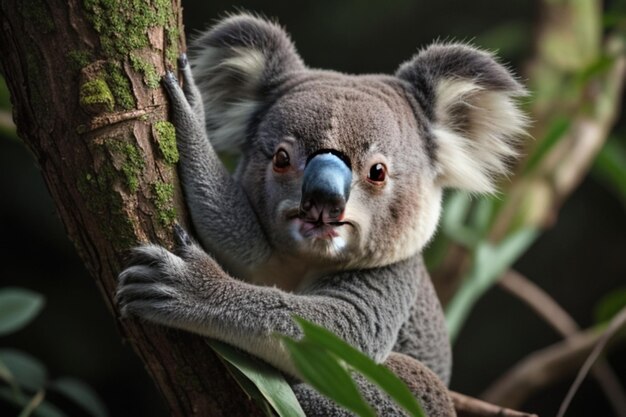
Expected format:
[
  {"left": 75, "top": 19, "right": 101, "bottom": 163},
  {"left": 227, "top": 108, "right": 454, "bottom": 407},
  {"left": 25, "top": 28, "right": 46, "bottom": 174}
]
[{"left": 1, "top": 0, "right": 625, "bottom": 416}]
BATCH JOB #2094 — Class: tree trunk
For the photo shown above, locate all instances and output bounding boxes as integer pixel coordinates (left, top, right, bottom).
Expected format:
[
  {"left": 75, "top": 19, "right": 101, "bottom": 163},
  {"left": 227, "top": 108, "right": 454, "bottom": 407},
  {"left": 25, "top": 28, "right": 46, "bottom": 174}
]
[{"left": 0, "top": 1, "right": 262, "bottom": 416}]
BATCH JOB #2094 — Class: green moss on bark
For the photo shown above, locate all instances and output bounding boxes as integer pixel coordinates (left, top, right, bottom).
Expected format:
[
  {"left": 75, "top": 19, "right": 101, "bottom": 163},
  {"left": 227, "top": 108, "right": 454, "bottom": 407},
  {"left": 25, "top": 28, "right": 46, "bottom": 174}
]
[
  {"left": 153, "top": 181, "right": 176, "bottom": 226},
  {"left": 104, "top": 138, "right": 145, "bottom": 192},
  {"left": 76, "top": 170, "right": 137, "bottom": 248},
  {"left": 82, "top": 0, "right": 174, "bottom": 58},
  {"left": 104, "top": 62, "right": 135, "bottom": 110},
  {"left": 153, "top": 121, "right": 178, "bottom": 165},
  {"left": 80, "top": 79, "right": 115, "bottom": 113},
  {"left": 130, "top": 55, "right": 160, "bottom": 89},
  {"left": 67, "top": 50, "right": 94, "bottom": 71}
]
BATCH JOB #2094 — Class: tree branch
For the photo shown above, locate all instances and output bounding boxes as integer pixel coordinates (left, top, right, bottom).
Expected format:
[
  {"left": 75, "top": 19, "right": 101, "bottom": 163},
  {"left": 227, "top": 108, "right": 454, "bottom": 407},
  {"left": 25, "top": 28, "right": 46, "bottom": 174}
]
[
  {"left": 0, "top": 1, "right": 261, "bottom": 416},
  {"left": 482, "top": 324, "right": 626, "bottom": 408},
  {"left": 450, "top": 391, "right": 537, "bottom": 417},
  {"left": 499, "top": 270, "right": 626, "bottom": 416}
]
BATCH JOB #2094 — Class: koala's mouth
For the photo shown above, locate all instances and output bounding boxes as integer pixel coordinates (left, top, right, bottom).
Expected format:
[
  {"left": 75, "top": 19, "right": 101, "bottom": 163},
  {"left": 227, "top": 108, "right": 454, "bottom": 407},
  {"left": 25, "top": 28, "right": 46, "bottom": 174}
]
[{"left": 299, "top": 219, "right": 348, "bottom": 239}]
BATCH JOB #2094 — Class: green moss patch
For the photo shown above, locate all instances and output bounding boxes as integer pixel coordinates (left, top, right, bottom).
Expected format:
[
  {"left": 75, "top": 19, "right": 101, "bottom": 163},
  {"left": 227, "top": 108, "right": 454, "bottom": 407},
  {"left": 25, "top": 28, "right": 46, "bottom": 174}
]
[
  {"left": 104, "top": 138, "right": 145, "bottom": 192},
  {"left": 67, "top": 50, "right": 93, "bottom": 71},
  {"left": 153, "top": 121, "right": 178, "bottom": 165},
  {"left": 153, "top": 181, "right": 176, "bottom": 225},
  {"left": 83, "top": 0, "right": 174, "bottom": 58},
  {"left": 104, "top": 62, "right": 135, "bottom": 110},
  {"left": 79, "top": 79, "right": 114, "bottom": 113},
  {"left": 130, "top": 55, "right": 160, "bottom": 89}
]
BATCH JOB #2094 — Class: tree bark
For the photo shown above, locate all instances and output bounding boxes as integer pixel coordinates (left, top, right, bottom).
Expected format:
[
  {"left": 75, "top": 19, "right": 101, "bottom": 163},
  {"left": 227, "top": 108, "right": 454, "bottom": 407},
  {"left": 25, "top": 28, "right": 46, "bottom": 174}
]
[{"left": 0, "top": 1, "right": 262, "bottom": 416}]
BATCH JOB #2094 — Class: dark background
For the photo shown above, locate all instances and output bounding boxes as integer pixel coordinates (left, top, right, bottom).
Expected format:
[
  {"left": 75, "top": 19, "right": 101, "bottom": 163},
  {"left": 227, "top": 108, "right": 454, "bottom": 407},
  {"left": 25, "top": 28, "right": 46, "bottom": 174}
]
[{"left": 1, "top": 1, "right": 625, "bottom": 416}]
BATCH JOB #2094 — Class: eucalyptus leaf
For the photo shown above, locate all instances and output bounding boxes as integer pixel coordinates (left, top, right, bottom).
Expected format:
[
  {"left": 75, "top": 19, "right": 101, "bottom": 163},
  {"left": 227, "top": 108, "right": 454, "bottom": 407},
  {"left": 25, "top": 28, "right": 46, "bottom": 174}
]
[
  {"left": 283, "top": 338, "right": 376, "bottom": 417},
  {"left": 51, "top": 377, "right": 108, "bottom": 417},
  {"left": 446, "top": 228, "right": 538, "bottom": 340},
  {"left": 0, "top": 288, "right": 44, "bottom": 336},
  {"left": 0, "top": 349, "right": 47, "bottom": 392},
  {"left": 207, "top": 339, "right": 305, "bottom": 417},
  {"left": 291, "top": 318, "right": 426, "bottom": 417}
]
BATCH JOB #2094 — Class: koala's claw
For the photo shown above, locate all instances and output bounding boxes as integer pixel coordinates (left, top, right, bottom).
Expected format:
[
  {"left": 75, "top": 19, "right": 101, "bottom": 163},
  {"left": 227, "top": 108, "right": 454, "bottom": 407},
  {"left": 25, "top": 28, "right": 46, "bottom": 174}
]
[
  {"left": 163, "top": 71, "right": 178, "bottom": 85},
  {"left": 178, "top": 53, "right": 189, "bottom": 68}
]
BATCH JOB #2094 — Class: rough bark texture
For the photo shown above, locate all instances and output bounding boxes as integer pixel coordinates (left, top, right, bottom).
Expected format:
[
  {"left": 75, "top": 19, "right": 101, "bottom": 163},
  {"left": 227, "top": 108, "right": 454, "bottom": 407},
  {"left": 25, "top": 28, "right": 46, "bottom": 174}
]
[{"left": 0, "top": 1, "right": 262, "bottom": 416}]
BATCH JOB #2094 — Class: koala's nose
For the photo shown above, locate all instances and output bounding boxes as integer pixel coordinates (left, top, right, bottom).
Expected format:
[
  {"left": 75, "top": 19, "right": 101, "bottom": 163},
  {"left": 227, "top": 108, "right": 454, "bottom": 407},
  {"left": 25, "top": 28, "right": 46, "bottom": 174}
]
[{"left": 300, "top": 152, "right": 352, "bottom": 223}]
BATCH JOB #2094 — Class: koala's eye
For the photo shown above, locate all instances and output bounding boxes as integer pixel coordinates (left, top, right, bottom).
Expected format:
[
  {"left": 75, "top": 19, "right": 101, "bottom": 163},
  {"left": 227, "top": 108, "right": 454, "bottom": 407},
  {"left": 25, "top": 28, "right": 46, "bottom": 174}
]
[
  {"left": 273, "top": 149, "right": 290, "bottom": 172},
  {"left": 367, "top": 163, "right": 387, "bottom": 184}
]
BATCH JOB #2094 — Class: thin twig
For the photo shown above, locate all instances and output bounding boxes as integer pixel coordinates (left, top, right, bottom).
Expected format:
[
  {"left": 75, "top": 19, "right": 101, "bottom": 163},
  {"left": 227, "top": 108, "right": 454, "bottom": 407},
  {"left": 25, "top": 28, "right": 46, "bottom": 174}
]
[
  {"left": 482, "top": 326, "right": 626, "bottom": 408},
  {"left": 557, "top": 306, "right": 626, "bottom": 417},
  {"left": 450, "top": 391, "right": 538, "bottom": 417},
  {"left": 499, "top": 270, "right": 626, "bottom": 417}
]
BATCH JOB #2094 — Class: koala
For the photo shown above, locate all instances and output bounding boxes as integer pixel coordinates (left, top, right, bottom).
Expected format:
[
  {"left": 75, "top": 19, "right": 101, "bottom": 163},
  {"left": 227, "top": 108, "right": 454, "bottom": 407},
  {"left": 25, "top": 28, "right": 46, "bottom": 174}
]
[{"left": 116, "top": 13, "right": 526, "bottom": 417}]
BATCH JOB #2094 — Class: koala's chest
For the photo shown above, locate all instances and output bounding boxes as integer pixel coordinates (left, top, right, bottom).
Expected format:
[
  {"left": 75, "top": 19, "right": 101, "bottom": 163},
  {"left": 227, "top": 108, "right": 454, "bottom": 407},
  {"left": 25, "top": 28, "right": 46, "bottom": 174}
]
[{"left": 249, "top": 254, "right": 329, "bottom": 292}]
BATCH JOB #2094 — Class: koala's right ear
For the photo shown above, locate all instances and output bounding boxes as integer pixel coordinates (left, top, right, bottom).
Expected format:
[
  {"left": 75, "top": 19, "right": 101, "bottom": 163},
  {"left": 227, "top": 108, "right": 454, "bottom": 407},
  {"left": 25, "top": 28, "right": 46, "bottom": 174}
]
[
  {"left": 396, "top": 43, "right": 528, "bottom": 193},
  {"left": 190, "top": 13, "right": 305, "bottom": 152}
]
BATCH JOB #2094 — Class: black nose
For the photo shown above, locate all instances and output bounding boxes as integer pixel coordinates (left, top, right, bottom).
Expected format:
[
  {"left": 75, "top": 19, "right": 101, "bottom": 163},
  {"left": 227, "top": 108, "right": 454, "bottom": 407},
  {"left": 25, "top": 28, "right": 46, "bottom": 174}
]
[{"left": 300, "top": 152, "right": 352, "bottom": 222}]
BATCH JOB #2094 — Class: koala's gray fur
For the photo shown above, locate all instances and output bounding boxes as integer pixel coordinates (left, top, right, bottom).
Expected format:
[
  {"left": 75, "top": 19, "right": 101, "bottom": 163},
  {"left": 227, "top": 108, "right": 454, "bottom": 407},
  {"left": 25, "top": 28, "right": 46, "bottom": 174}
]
[{"left": 116, "top": 13, "right": 527, "bottom": 417}]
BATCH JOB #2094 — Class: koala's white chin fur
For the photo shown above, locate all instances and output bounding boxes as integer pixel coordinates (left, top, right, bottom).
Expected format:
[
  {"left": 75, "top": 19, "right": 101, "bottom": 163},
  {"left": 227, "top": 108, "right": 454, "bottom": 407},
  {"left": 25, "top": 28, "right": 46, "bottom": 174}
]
[{"left": 287, "top": 218, "right": 352, "bottom": 261}]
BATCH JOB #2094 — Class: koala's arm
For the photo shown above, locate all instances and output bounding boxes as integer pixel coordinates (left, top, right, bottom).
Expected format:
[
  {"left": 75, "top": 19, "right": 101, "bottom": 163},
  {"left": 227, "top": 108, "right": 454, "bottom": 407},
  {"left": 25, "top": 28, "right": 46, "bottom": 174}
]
[
  {"left": 163, "top": 59, "right": 271, "bottom": 275},
  {"left": 116, "top": 227, "right": 420, "bottom": 378}
]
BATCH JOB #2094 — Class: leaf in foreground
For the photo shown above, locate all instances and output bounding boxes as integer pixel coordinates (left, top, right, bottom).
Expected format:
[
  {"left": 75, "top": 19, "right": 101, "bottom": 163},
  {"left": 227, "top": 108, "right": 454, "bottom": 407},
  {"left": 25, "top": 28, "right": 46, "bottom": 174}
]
[
  {"left": 286, "top": 317, "right": 427, "bottom": 417},
  {"left": 207, "top": 339, "right": 306, "bottom": 417},
  {"left": 283, "top": 338, "right": 376, "bottom": 417}
]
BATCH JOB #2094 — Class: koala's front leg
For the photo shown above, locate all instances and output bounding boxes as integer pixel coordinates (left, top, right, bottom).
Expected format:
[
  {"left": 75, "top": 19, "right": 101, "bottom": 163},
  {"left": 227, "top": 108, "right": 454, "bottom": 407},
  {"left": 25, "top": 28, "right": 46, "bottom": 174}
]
[
  {"left": 162, "top": 59, "right": 271, "bottom": 276},
  {"left": 117, "top": 226, "right": 419, "bottom": 378}
]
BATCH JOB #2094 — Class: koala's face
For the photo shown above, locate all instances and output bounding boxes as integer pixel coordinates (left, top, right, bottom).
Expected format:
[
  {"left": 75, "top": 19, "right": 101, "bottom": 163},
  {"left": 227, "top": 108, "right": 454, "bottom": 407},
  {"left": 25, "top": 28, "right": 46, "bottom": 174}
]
[
  {"left": 191, "top": 14, "right": 526, "bottom": 269},
  {"left": 238, "top": 74, "right": 442, "bottom": 267}
]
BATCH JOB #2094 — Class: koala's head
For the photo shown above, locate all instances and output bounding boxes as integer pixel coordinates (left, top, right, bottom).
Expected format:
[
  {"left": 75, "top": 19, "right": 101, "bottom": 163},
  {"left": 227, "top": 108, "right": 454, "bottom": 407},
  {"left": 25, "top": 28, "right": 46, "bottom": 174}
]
[{"left": 190, "top": 14, "right": 527, "bottom": 269}]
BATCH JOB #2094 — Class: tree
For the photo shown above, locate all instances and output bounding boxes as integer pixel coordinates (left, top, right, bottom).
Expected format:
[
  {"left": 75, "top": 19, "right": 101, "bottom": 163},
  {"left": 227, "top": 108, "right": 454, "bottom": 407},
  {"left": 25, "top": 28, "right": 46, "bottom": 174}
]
[{"left": 0, "top": 1, "right": 262, "bottom": 415}]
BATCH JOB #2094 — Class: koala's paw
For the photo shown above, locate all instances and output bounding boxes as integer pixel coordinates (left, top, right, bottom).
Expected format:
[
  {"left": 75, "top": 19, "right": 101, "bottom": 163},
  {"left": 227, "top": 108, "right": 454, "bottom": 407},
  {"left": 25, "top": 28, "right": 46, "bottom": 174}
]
[
  {"left": 116, "top": 225, "right": 222, "bottom": 323},
  {"left": 162, "top": 53, "right": 204, "bottom": 118}
]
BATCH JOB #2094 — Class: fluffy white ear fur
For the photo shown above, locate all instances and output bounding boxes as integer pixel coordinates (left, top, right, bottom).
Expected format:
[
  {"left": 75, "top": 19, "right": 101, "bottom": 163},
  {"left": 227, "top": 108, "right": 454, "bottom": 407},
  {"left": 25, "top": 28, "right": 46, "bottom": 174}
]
[
  {"left": 433, "top": 78, "right": 528, "bottom": 193},
  {"left": 192, "top": 47, "right": 265, "bottom": 153}
]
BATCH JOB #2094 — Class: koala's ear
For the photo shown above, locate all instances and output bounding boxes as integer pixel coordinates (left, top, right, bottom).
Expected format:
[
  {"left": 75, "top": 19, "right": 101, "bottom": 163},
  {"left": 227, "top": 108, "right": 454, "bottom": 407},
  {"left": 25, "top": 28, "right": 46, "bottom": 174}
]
[
  {"left": 396, "top": 43, "right": 528, "bottom": 193},
  {"left": 190, "top": 13, "right": 305, "bottom": 152}
]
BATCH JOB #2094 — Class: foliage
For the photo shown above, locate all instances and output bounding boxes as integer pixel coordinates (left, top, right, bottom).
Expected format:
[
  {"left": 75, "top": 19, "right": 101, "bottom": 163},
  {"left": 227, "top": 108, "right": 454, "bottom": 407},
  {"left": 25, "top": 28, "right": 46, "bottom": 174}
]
[{"left": 0, "top": 288, "right": 108, "bottom": 417}]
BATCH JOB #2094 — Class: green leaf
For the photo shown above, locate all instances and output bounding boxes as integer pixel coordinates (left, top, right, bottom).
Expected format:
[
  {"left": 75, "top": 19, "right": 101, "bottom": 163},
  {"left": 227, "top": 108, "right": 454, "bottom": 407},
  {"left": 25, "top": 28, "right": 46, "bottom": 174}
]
[
  {"left": 50, "top": 377, "right": 108, "bottom": 417},
  {"left": 0, "top": 288, "right": 45, "bottom": 336},
  {"left": 595, "top": 288, "right": 626, "bottom": 324},
  {"left": 291, "top": 318, "right": 426, "bottom": 417},
  {"left": 446, "top": 228, "right": 538, "bottom": 341},
  {"left": 0, "top": 349, "right": 47, "bottom": 392},
  {"left": 207, "top": 339, "right": 305, "bottom": 417},
  {"left": 283, "top": 338, "right": 376, "bottom": 417}
]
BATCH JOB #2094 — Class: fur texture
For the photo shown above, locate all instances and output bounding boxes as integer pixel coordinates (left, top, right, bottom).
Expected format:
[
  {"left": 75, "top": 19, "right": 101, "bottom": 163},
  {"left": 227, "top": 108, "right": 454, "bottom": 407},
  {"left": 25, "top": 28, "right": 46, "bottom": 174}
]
[{"left": 117, "top": 13, "right": 528, "bottom": 417}]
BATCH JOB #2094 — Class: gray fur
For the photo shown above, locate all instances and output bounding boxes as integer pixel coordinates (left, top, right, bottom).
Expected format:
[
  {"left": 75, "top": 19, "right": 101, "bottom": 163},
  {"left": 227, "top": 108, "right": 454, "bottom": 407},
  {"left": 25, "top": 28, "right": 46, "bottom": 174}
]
[{"left": 117, "top": 13, "right": 528, "bottom": 417}]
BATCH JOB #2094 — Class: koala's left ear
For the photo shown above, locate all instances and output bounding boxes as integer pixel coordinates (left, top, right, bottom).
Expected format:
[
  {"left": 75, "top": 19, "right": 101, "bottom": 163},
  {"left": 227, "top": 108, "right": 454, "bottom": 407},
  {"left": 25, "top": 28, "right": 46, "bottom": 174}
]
[{"left": 396, "top": 43, "right": 528, "bottom": 193}]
